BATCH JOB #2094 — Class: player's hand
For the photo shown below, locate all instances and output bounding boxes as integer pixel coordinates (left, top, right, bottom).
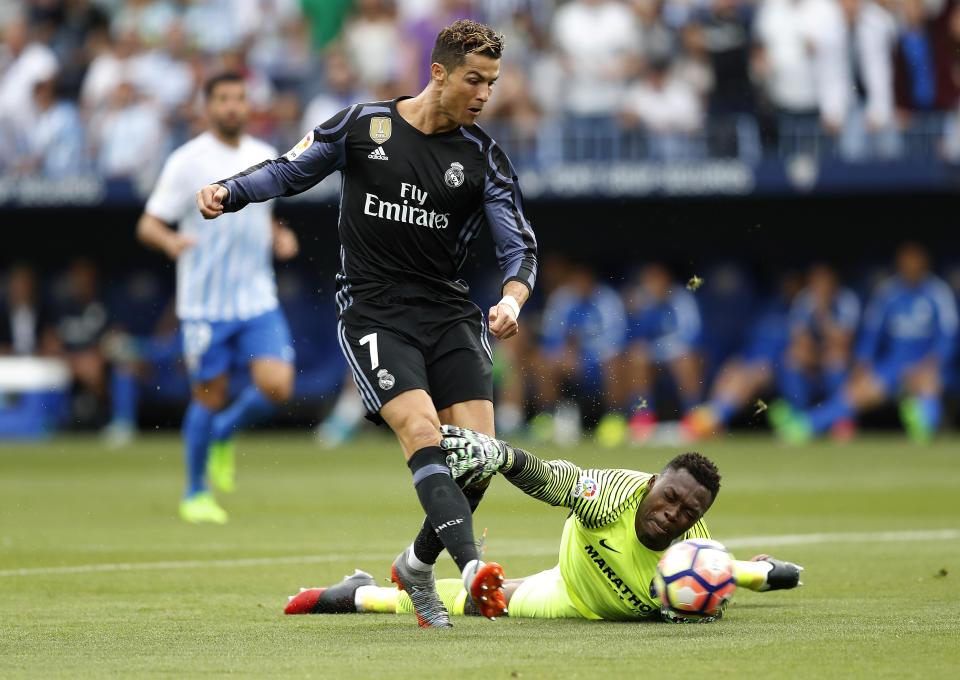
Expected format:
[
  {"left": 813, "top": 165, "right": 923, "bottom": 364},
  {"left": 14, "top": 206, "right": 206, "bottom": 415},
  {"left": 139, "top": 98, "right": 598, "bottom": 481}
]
[
  {"left": 196, "top": 184, "right": 229, "bottom": 219},
  {"left": 162, "top": 232, "right": 196, "bottom": 260},
  {"left": 488, "top": 302, "right": 518, "bottom": 340},
  {"left": 750, "top": 554, "right": 804, "bottom": 591},
  {"left": 440, "top": 424, "right": 506, "bottom": 487},
  {"left": 273, "top": 224, "right": 299, "bottom": 260}
]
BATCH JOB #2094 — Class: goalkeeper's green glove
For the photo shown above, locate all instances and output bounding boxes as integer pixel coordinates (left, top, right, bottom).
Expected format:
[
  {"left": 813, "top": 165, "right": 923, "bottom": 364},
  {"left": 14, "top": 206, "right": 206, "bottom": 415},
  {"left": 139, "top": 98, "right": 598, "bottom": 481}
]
[{"left": 440, "top": 424, "right": 508, "bottom": 487}]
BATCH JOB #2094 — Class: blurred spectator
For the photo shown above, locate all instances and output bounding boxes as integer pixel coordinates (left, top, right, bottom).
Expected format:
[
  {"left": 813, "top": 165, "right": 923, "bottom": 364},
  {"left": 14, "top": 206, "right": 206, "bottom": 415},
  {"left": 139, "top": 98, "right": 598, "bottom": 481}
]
[
  {"left": 780, "top": 264, "right": 860, "bottom": 433},
  {"left": 111, "top": 0, "right": 178, "bottom": 47},
  {"left": 301, "top": 0, "right": 355, "bottom": 51},
  {"left": 529, "top": 260, "right": 628, "bottom": 444},
  {"left": 620, "top": 263, "right": 703, "bottom": 443},
  {"left": 770, "top": 243, "right": 959, "bottom": 444},
  {"left": 47, "top": 0, "right": 110, "bottom": 99},
  {"left": 133, "top": 21, "right": 196, "bottom": 116},
  {"left": 631, "top": 0, "right": 675, "bottom": 68},
  {"left": 552, "top": 0, "right": 637, "bottom": 119},
  {"left": 181, "top": 0, "right": 271, "bottom": 56},
  {"left": 620, "top": 56, "right": 704, "bottom": 160},
  {"left": 343, "top": 0, "right": 402, "bottom": 92},
  {"left": 689, "top": 0, "right": 759, "bottom": 158},
  {"left": 893, "top": 0, "right": 960, "bottom": 151},
  {"left": 807, "top": 0, "right": 899, "bottom": 159},
  {"left": 13, "top": 74, "right": 85, "bottom": 178},
  {"left": 302, "top": 50, "right": 372, "bottom": 131},
  {"left": 0, "top": 14, "right": 58, "bottom": 130},
  {"left": 246, "top": 2, "right": 311, "bottom": 90},
  {"left": 752, "top": 0, "right": 820, "bottom": 152},
  {"left": 80, "top": 27, "right": 143, "bottom": 113},
  {"left": 90, "top": 80, "right": 166, "bottom": 183},
  {"left": 0, "top": 263, "right": 54, "bottom": 356}
]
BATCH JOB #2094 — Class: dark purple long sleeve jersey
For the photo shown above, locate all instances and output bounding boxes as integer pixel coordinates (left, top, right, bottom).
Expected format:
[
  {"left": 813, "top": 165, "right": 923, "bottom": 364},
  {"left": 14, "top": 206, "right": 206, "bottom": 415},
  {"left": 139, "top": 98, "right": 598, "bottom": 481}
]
[{"left": 218, "top": 98, "right": 538, "bottom": 314}]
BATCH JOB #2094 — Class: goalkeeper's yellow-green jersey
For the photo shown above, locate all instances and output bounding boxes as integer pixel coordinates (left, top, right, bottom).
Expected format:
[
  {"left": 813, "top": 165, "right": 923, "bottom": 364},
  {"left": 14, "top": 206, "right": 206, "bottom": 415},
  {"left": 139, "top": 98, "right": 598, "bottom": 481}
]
[{"left": 502, "top": 453, "right": 710, "bottom": 621}]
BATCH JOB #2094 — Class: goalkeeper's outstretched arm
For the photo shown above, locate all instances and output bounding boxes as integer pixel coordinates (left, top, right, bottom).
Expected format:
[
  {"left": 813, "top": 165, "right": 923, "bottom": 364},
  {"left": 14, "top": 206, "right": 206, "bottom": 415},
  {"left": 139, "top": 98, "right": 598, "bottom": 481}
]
[{"left": 495, "top": 442, "right": 651, "bottom": 529}]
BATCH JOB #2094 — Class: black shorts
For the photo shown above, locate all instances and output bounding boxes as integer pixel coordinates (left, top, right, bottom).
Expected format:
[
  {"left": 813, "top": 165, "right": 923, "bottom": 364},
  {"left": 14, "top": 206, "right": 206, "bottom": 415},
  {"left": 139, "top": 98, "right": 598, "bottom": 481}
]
[{"left": 337, "top": 292, "right": 494, "bottom": 424}]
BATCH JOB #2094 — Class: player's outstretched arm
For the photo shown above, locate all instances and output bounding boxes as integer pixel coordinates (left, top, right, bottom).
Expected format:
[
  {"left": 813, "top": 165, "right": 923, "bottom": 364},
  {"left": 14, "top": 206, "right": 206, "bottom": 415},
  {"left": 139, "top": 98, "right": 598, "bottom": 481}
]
[
  {"left": 440, "top": 425, "right": 647, "bottom": 528},
  {"left": 207, "top": 110, "right": 355, "bottom": 216},
  {"left": 733, "top": 554, "right": 804, "bottom": 592}
]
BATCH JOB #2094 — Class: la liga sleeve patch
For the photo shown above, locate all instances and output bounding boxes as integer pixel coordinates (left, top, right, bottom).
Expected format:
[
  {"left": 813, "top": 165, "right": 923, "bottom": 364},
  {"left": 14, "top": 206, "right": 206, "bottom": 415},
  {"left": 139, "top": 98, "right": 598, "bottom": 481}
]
[{"left": 284, "top": 130, "right": 314, "bottom": 161}]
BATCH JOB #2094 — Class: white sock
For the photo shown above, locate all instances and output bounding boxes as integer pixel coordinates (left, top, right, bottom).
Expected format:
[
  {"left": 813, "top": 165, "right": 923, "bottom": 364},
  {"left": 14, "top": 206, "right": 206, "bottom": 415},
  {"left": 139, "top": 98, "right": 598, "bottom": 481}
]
[
  {"left": 405, "top": 545, "right": 434, "bottom": 572},
  {"left": 354, "top": 585, "right": 376, "bottom": 612},
  {"left": 461, "top": 559, "right": 484, "bottom": 591}
]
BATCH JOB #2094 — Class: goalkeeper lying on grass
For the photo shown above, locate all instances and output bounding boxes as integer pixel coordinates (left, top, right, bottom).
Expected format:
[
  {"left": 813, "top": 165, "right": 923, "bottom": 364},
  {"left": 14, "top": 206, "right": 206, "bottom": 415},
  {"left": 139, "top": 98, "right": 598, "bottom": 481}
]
[{"left": 286, "top": 427, "right": 802, "bottom": 622}]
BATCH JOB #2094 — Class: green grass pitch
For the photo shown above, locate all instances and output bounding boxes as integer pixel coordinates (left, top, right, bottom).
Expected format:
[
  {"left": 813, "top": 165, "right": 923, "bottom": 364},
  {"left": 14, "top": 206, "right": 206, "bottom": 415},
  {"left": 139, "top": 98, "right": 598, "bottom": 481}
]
[{"left": 1, "top": 433, "right": 959, "bottom": 678}]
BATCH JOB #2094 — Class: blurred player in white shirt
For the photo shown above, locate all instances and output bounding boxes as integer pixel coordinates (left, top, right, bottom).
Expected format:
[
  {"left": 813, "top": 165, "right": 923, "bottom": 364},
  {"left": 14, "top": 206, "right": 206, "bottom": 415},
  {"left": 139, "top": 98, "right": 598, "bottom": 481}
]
[{"left": 137, "top": 73, "right": 299, "bottom": 524}]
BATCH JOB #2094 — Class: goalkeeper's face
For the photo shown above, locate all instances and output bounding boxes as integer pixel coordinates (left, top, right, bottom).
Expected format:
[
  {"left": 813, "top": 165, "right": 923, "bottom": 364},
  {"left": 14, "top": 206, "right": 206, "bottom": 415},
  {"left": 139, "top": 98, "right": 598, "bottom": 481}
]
[
  {"left": 636, "top": 469, "right": 713, "bottom": 551},
  {"left": 207, "top": 81, "right": 249, "bottom": 139}
]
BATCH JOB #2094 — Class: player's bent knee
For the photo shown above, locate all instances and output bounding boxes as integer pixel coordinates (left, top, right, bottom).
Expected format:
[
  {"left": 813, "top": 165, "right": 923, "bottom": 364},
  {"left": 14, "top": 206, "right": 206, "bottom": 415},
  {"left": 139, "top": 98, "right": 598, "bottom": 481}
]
[
  {"left": 256, "top": 376, "right": 293, "bottom": 403},
  {"left": 192, "top": 387, "right": 227, "bottom": 411},
  {"left": 252, "top": 362, "right": 294, "bottom": 403},
  {"left": 393, "top": 414, "right": 442, "bottom": 454}
]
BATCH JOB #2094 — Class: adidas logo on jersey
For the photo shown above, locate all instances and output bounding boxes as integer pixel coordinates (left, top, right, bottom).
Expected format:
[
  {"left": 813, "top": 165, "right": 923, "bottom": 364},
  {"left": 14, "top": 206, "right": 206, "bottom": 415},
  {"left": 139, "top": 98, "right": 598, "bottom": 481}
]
[{"left": 367, "top": 146, "right": 389, "bottom": 161}]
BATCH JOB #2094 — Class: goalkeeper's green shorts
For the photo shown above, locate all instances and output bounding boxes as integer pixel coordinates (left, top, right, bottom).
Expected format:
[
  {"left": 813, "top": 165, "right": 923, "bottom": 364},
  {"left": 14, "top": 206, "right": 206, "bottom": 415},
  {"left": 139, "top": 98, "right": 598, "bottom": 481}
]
[{"left": 509, "top": 566, "right": 585, "bottom": 619}]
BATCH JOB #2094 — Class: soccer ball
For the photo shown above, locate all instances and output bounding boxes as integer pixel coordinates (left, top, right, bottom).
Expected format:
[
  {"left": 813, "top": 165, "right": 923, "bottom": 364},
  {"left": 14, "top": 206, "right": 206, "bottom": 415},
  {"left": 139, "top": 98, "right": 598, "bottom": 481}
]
[{"left": 652, "top": 538, "right": 736, "bottom": 621}]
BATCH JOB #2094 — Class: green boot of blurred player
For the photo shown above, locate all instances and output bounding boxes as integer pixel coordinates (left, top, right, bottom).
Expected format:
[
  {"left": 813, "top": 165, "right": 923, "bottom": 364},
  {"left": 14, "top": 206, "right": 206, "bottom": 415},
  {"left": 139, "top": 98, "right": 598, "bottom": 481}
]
[{"left": 207, "top": 439, "right": 236, "bottom": 492}]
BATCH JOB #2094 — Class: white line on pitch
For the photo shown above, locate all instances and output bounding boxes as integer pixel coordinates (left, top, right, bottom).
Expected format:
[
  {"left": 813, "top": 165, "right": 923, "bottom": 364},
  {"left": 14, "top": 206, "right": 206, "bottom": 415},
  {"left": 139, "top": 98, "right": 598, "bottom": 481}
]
[{"left": 1, "top": 528, "right": 956, "bottom": 578}]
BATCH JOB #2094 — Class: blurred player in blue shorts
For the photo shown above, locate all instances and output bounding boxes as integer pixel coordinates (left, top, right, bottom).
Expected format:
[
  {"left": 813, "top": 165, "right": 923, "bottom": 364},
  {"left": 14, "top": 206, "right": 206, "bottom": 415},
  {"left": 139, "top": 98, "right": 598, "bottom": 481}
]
[
  {"left": 778, "top": 264, "right": 860, "bottom": 438},
  {"left": 682, "top": 272, "right": 801, "bottom": 440},
  {"left": 770, "top": 244, "right": 958, "bottom": 444},
  {"left": 137, "top": 73, "right": 299, "bottom": 523},
  {"left": 620, "top": 264, "right": 703, "bottom": 444},
  {"left": 529, "top": 262, "right": 627, "bottom": 443}
]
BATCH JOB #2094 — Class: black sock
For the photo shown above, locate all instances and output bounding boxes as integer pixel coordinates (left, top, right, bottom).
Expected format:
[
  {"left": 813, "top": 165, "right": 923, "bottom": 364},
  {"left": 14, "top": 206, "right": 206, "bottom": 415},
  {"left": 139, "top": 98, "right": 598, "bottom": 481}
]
[
  {"left": 412, "top": 477, "right": 490, "bottom": 566},
  {"left": 407, "top": 446, "right": 479, "bottom": 572}
]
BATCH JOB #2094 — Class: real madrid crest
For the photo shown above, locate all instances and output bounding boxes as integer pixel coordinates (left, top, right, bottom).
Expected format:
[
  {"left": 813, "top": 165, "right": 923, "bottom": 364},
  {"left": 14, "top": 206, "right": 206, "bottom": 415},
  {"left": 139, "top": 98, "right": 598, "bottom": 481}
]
[
  {"left": 377, "top": 368, "right": 395, "bottom": 391},
  {"left": 444, "top": 162, "right": 465, "bottom": 188},
  {"left": 369, "top": 116, "right": 392, "bottom": 145}
]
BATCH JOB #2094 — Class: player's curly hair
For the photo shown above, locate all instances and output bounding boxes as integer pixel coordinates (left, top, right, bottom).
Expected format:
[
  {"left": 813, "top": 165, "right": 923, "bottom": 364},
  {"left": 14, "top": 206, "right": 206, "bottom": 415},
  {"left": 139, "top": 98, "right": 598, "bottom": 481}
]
[
  {"left": 664, "top": 452, "right": 721, "bottom": 500},
  {"left": 431, "top": 19, "right": 504, "bottom": 73}
]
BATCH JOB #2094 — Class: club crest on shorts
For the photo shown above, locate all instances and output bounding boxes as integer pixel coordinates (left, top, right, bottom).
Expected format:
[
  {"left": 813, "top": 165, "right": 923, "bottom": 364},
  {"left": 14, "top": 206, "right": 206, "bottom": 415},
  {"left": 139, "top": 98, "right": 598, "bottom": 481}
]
[
  {"left": 444, "top": 162, "right": 465, "bottom": 188},
  {"left": 377, "top": 368, "right": 395, "bottom": 390},
  {"left": 369, "top": 117, "right": 392, "bottom": 144}
]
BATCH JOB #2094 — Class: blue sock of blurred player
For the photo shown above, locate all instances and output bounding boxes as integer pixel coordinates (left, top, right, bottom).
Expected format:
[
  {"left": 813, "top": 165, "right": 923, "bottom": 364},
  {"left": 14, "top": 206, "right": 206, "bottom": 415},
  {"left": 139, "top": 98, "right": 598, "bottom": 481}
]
[
  {"left": 710, "top": 398, "right": 738, "bottom": 425},
  {"left": 916, "top": 395, "right": 942, "bottom": 429},
  {"left": 211, "top": 385, "right": 274, "bottom": 443},
  {"left": 779, "top": 366, "right": 812, "bottom": 409},
  {"left": 807, "top": 392, "right": 855, "bottom": 433},
  {"left": 183, "top": 400, "right": 215, "bottom": 496},
  {"left": 110, "top": 369, "right": 138, "bottom": 427},
  {"left": 823, "top": 366, "right": 846, "bottom": 395}
]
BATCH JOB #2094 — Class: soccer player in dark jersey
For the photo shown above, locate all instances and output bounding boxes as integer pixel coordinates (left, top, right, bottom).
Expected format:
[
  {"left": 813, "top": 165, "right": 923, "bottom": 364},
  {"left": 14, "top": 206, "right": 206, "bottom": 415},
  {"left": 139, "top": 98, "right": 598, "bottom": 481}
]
[{"left": 196, "top": 20, "right": 537, "bottom": 628}]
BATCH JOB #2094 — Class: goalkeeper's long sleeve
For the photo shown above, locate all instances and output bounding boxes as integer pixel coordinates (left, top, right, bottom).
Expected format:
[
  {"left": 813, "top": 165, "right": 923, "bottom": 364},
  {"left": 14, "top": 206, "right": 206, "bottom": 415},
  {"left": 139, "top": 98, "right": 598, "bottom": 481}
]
[{"left": 501, "top": 446, "right": 680, "bottom": 531}]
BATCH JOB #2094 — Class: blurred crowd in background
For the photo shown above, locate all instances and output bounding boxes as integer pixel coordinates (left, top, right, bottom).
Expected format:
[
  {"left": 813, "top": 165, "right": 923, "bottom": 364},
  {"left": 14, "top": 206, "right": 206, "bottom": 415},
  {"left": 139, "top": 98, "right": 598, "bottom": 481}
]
[
  {"left": 4, "top": 0, "right": 960, "bottom": 186},
  {"left": 2, "top": 243, "right": 959, "bottom": 444}
]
